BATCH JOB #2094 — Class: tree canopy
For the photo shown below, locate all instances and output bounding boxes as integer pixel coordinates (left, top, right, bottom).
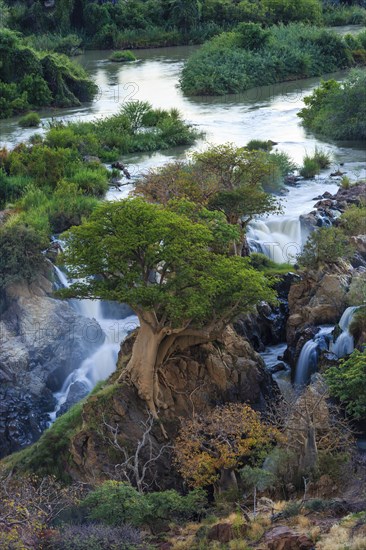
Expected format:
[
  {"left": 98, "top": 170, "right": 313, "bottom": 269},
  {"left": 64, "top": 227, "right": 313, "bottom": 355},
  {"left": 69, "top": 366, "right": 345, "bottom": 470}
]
[{"left": 174, "top": 403, "right": 281, "bottom": 488}]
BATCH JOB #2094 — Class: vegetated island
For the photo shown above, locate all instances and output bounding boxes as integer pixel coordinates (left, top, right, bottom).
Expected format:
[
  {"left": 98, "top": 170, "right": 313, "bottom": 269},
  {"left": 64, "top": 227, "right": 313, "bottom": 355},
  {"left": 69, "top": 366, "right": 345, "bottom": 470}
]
[{"left": 180, "top": 23, "right": 366, "bottom": 96}]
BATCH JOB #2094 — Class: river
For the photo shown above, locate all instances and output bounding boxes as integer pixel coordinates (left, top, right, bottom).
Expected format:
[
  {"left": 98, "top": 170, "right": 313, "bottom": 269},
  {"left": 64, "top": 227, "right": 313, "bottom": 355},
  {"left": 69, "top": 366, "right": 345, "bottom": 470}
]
[{"left": 1, "top": 35, "right": 365, "bottom": 409}]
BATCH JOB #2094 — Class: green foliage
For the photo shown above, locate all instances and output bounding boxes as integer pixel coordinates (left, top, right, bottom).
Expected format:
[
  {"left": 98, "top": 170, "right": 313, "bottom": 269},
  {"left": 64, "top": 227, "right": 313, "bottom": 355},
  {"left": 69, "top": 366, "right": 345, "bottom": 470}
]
[
  {"left": 298, "top": 227, "right": 354, "bottom": 268},
  {"left": 60, "top": 198, "right": 276, "bottom": 328},
  {"left": 240, "top": 466, "right": 275, "bottom": 492},
  {"left": 0, "top": 222, "right": 47, "bottom": 290},
  {"left": 108, "top": 50, "right": 136, "bottom": 62},
  {"left": 25, "top": 33, "right": 83, "bottom": 56},
  {"left": 261, "top": 0, "right": 322, "bottom": 24},
  {"left": 0, "top": 28, "right": 96, "bottom": 118},
  {"left": 8, "top": 144, "right": 80, "bottom": 188},
  {"left": 235, "top": 22, "right": 270, "bottom": 50},
  {"left": 325, "top": 350, "right": 366, "bottom": 420},
  {"left": 18, "top": 111, "right": 41, "bottom": 128},
  {"left": 300, "top": 155, "right": 320, "bottom": 178},
  {"left": 181, "top": 24, "right": 357, "bottom": 96},
  {"left": 249, "top": 252, "right": 293, "bottom": 275},
  {"left": 44, "top": 104, "right": 199, "bottom": 162},
  {"left": 340, "top": 204, "right": 366, "bottom": 236},
  {"left": 246, "top": 139, "right": 275, "bottom": 152},
  {"left": 322, "top": 4, "right": 366, "bottom": 26},
  {"left": 0, "top": 169, "right": 30, "bottom": 208},
  {"left": 298, "top": 70, "right": 366, "bottom": 140},
  {"left": 68, "top": 165, "right": 109, "bottom": 197},
  {"left": 82, "top": 481, "right": 207, "bottom": 528}
]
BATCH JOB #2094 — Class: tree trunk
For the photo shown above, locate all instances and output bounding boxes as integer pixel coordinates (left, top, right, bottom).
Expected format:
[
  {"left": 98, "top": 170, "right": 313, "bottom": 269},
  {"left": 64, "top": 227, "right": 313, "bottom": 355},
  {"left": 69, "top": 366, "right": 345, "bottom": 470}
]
[
  {"left": 300, "top": 422, "right": 318, "bottom": 473},
  {"left": 119, "top": 320, "right": 165, "bottom": 422},
  {"left": 118, "top": 319, "right": 220, "bottom": 428}
]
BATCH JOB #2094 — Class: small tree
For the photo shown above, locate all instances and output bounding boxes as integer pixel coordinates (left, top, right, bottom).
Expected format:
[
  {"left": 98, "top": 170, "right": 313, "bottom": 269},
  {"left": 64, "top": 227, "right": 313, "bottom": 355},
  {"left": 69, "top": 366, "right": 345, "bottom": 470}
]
[
  {"left": 298, "top": 226, "right": 354, "bottom": 269},
  {"left": 270, "top": 384, "right": 354, "bottom": 476},
  {"left": 135, "top": 144, "right": 282, "bottom": 255},
  {"left": 174, "top": 403, "right": 282, "bottom": 489},
  {"left": 61, "top": 199, "right": 276, "bottom": 423},
  {"left": 240, "top": 466, "right": 275, "bottom": 515},
  {"left": 325, "top": 350, "right": 366, "bottom": 421}
]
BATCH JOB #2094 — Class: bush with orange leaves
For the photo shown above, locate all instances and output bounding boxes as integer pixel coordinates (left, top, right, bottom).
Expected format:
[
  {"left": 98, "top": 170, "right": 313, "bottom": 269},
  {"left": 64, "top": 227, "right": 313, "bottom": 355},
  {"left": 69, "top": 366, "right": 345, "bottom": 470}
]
[{"left": 174, "top": 403, "right": 283, "bottom": 488}]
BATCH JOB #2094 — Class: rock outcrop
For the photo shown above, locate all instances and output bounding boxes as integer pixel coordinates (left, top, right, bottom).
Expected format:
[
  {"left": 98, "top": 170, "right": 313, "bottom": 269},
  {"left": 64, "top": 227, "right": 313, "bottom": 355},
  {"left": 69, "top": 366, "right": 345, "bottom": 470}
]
[
  {"left": 235, "top": 273, "right": 300, "bottom": 351},
  {"left": 68, "top": 326, "right": 278, "bottom": 487},
  {"left": 0, "top": 274, "right": 103, "bottom": 457}
]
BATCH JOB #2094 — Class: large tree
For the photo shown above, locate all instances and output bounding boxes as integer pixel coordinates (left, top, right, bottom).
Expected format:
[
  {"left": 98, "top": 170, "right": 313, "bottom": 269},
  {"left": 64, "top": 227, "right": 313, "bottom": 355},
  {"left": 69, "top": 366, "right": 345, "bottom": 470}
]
[{"left": 60, "top": 199, "right": 275, "bottom": 424}]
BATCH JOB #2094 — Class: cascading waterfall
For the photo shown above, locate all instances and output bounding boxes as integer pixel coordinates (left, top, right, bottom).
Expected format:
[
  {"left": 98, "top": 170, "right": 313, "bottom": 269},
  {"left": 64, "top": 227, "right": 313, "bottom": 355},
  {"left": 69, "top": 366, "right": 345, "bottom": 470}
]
[
  {"left": 49, "top": 266, "right": 139, "bottom": 420},
  {"left": 247, "top": 216, "right": 303, "bottom": 264},
  {"left": 294, "top": 306, "right": 359, "bottom": 387},
  {"left": 330, "top": 306, "right": 358, "bottom": 358},
  {"left": 294, "top": 326, "right": 333, "bottom": 387}
]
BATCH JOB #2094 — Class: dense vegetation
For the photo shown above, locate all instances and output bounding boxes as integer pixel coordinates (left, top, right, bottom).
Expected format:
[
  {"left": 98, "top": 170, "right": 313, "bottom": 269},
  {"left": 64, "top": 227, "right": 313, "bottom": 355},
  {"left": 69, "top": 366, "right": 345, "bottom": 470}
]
[
  {"left": 325, "top": 349, "right": 366, "bottom": 420},
  {"left": 298, "top": 69, "right": 366, "bottom": 140},
  {"left": 2, "top": 0, "right": 366, "bottom": 50},
  {"left": 0, "top": 28, "right": 97, "bottom": 118},
  {"left": 181, "top": 23, "right": 366, "bottom": 95},
  {"left": 0, "top": 102, "right": 198, "bottom": 292}
]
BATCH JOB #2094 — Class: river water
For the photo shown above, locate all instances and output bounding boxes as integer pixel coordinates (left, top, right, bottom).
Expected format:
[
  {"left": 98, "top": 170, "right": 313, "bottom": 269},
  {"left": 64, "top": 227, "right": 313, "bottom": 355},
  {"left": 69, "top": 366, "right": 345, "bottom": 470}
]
[{"left": 1, "top": 34, "right": 365, "bottom": 406}]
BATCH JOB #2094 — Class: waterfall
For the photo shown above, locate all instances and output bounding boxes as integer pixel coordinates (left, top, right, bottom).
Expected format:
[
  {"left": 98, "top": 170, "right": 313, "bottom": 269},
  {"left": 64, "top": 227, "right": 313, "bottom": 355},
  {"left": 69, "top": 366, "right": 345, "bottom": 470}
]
[
  {"left": 294, "top": 306, "right": 359, "bottom": 387},
  {"left": 49, "top": 266, "right": 139, "bottom": 420},
  {"left": 330, "top": 306, "right": 358, "bottom": 359},
  {"left": 49, "top": 314, "right": 139, "bottom": 421},
  {"left": 54, "top": 265, "right": 70, "bottom": 288},
  {"left": 247, "top": 216, "right": 303, "bottom": 264},
  {"left": 294, "top": 326, "right": 333, "bottom": 387}
]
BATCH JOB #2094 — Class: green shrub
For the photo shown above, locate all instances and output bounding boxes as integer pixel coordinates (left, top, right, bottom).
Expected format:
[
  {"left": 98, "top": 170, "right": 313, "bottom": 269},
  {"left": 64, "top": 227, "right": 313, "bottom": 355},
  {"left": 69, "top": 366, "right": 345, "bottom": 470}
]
[
  {"left": 82, "top": 481, "right": 207, "bottom": 529},
  {"left": 298, "top": 226, "right": 354, "bottom": 269},
  {"left": 300, "top": 155, "right": 320, "bottom": 179},
  {"left": 9, "top": 144, "right": 80, "bottom": 187},
  {"left": 322, "top": 5, "right": 366, "bottom": 26},
  {"left": 298, "top": 70, "right": 366, "bottom": 141},
  {"left": 313, "top": 146, "right": 331, "bottom": 169},
  {"left": 0, "top": 222, "right": 47, "bottom": 290},
  {"left": 281, "top": 501, "right": 303, "bottom": 518},
  {"left": 325, "top": 350, "right": 366, "bottom": 421},
  {"left": 246, "top": 139, "right": 274, "bottom": 152},
  {"left": 0, "top": 169, "right": 30, "bottom": 207},
  {"left": 299, "top": 148, "right": 330, "bottom": 178},
  {"left": 18, "top": 111, "right": 41, "bottom": 128},
  {"left": 340, "top": 204, "right": 366, "bottom": 236},
  {"left": 109, "top": 50, "right": 136, "bottom": 62},
  {"left": 69, "top": 165, "right": 109, "bottom": 197}
]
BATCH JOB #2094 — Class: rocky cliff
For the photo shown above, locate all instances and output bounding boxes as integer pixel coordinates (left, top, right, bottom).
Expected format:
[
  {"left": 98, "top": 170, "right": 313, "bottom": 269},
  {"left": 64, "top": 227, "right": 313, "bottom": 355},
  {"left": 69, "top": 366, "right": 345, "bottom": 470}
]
[{"left": 0, "top": 271, "right": 102, "bottom": 457}]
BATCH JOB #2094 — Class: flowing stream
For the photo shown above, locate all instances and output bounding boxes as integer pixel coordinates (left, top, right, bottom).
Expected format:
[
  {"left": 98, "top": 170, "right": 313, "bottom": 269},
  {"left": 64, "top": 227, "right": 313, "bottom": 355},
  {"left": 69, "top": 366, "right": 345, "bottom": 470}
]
[{"left": 1, "top": 34, "right": 365, "bottom": 411}]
